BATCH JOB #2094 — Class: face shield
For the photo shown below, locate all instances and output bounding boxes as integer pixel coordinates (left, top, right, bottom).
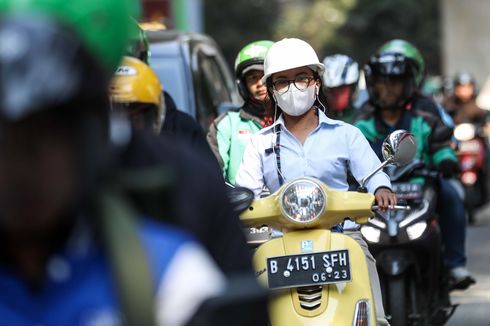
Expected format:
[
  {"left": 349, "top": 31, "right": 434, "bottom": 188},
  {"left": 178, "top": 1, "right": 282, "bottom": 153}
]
[
  {"left": 365, "top": 53, "right": 416, "bottom": 110},
  {"left": 110, "top": 98, "right": 166, "bottom": 135}
]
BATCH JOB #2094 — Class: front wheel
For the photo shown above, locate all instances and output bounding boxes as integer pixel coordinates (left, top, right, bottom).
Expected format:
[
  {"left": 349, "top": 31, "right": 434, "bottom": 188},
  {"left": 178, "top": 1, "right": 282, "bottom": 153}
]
[
  {"left": 465, "top": 185, "right": 479, "bottom": 225},
  {"left": 467, "top": 208, "right": 476, "bottom": 225},
  {"left": 387, "top": 276, "right": 407, "bottom": 326}
]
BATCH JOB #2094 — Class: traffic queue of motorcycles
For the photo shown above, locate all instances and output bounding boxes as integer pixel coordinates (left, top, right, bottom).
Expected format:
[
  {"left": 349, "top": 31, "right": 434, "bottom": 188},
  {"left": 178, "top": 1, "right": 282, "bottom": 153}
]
[
  {"left": 2, "top": 0, "right": 489, "bottom": 324},
  {"left": 121, "top": 26, "right": 489, "bottom": 325},
  {"left": 215, "top": 48, "right": 487, "bottom": 325}
]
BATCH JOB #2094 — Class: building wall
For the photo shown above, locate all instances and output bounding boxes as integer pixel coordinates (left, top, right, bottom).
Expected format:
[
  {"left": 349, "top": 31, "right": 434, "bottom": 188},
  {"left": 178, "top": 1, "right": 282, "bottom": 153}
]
[{"left": 441, "top": 0, "right": 490, "bottom": 87}]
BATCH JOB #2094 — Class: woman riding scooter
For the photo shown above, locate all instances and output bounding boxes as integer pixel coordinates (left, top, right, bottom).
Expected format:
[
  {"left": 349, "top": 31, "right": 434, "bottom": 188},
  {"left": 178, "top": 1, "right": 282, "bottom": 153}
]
[{"left": 235, "top": 37, "right": 396, "bottom": 326}]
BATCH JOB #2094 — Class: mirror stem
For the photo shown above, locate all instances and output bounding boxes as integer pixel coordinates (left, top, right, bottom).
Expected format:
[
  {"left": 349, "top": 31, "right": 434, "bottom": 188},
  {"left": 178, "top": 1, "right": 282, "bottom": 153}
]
[{"left": 358, "top": 159, "right": 393, "bottom": 192}]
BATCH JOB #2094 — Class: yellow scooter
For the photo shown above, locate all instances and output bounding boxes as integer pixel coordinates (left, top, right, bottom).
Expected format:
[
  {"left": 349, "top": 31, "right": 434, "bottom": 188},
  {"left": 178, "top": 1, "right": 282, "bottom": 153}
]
[{"left": 239, "top": 130, "right": 417, "bottom": 325}]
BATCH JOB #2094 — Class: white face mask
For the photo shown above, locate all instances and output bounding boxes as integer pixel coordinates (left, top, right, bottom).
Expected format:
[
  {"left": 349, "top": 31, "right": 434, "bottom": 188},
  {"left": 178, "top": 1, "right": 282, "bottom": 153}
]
[{"left": 274, "top": 84, "right": 317, "bottom": 117}]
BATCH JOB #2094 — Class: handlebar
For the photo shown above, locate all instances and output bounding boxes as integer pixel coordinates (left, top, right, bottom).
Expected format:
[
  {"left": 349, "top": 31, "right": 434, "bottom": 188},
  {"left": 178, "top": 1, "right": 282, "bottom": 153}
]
[{"left": 372, "top": 205, "right": 411, "bottom": 211}]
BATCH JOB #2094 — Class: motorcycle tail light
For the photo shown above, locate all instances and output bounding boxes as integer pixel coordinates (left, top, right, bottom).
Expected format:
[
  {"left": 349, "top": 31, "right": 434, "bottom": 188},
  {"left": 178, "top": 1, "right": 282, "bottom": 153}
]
[
  {"left": 461, "top": 171, "right": 477, "bottom": 185},
  {"left": 353, "top": 299, "right": 371, "bottom": 326}
]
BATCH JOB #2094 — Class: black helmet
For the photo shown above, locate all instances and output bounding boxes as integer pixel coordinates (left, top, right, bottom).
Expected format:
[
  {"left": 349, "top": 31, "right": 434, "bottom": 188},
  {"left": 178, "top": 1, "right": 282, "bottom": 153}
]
[{"left": 364, "top": 52, "right": 418, "bottom": 110}]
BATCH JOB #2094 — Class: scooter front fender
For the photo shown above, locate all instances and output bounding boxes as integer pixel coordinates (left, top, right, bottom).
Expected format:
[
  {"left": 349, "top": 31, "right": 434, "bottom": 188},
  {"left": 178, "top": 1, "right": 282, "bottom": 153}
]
[
  {"left": 377, "top": 250, "right": 413, "bottom": 276},
  {"left": 254, "top": 229, "right": 376, "bottom": 325}
]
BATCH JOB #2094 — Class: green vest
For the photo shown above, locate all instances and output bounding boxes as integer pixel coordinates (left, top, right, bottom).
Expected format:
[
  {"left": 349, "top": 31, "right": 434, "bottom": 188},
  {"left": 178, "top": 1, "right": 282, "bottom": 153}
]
[{"left": 209, "top": 110, "right": 262, "bottom": 184}]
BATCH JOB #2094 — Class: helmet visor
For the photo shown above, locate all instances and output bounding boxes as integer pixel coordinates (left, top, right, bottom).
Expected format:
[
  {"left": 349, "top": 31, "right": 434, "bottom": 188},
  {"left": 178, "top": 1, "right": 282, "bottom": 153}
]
[
  {"left": 369, "top": 54, "right": 410, "bottom": 77},
  {"left": 110, "top": 102, "right": 157, "bottom": 131}
]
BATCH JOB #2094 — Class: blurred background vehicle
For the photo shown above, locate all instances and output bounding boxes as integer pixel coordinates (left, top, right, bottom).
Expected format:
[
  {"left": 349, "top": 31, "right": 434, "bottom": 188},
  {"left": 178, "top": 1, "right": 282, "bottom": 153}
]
[
  {"left": 454, "top": 123, "right": 489, "bottom": 224},
  {"left": 147, "top": 28, "right": 241, "bottom": 131}
]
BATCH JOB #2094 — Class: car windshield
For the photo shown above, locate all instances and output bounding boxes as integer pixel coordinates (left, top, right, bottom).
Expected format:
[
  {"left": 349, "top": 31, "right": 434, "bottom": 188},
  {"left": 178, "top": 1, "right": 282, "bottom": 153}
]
[{"left": 150, "top": 56, "right": 190, "bottom": 115}]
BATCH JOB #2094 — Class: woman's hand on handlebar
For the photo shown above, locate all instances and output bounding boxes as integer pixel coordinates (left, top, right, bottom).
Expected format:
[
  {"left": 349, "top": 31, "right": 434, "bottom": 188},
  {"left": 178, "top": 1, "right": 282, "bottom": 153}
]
[{"left": 374, "top": 187, "right": 397, "bottom": 212}]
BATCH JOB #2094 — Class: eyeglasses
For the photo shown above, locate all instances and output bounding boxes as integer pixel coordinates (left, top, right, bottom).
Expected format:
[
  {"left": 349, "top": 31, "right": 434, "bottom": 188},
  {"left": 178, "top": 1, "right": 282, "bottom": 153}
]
[{"left": 272, "top": 75, "right": 315, "bottom": 94}]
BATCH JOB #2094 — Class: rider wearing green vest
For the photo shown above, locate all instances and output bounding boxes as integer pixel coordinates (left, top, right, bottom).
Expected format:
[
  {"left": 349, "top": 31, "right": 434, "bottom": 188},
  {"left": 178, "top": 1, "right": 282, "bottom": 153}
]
[{"left": 208, "top": 40, "right": 274, "bottom": 184}]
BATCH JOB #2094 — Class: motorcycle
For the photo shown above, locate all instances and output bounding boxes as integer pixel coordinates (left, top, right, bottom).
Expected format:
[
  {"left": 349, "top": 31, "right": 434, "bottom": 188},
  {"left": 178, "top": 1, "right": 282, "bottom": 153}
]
[
  {"left": 239, "top": 130, "right": 416, "bottom": 325},
  {"left": 360, "top": 160, "right": 456, "bottom": 325},
  {"left": 453, "top": 122, "right": 489, "bottom": 224}
]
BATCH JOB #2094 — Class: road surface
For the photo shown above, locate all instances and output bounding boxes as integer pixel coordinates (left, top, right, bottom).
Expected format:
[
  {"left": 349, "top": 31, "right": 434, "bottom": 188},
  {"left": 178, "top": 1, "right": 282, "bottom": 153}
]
[{"left": 447, "top": 203, "right": 490, "bottom": 325}]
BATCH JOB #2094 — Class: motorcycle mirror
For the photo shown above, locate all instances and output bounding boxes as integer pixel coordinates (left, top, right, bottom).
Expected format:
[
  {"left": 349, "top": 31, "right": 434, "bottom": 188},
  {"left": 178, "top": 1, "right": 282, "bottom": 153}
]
[
  {"left": 226, "top": 184, "right": 255, "bottom": 214},
  {"left": 381, "top": 130, "right": 417, "bottom": 166},
  {"left": 359, "top": 130, "right": 417, "bottom": 192}
]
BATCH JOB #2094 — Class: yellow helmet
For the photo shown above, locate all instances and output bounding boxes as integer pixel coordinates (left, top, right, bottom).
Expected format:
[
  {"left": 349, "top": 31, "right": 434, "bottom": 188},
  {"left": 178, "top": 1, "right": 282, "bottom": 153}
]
[{"left": 110, "top": 56, "right": 165, "bottom": 134}]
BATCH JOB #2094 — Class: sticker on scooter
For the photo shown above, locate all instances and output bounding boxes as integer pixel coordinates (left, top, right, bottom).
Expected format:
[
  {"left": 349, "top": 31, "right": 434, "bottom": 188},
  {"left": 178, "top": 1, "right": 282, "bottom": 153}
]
[
  {"left": 301, "top": 240, "right": 313, "bottom": 253},
  {"left": 267, "top": 249, "right": 351, "bottom": 289}
]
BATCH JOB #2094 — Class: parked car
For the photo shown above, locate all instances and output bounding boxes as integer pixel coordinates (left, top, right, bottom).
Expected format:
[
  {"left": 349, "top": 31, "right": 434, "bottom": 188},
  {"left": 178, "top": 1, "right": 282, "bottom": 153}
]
[{"left": 147, "top": 30, "right": 241, "bottom": 131}]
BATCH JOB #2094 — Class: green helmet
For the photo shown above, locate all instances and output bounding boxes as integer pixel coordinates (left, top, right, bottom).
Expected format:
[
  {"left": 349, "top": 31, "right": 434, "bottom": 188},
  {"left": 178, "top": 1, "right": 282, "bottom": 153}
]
[
  {"left": 378, "top": 39, "right": 425, "bottom": 86},
  {"left": 126, "top": 18, "right": 150, "bottom": 64},
  {"left": 234, "top": 40, "right": 274, "bottom": 100},
  {"left": 0, "top": 0, "right": 138, "bottom": 72}
]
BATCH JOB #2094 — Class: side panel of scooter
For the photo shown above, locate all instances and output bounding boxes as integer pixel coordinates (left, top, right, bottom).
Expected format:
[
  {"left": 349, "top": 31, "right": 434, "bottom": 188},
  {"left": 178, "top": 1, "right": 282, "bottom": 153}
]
[{"left": 253, "top": 229, "right": 376, "bottom": 325}]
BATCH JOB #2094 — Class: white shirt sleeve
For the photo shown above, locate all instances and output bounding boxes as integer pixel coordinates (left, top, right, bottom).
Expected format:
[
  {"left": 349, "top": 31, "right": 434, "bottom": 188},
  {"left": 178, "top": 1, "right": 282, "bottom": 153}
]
[
  {"left": 348, "top": 127, "right": 391, "bottom": 194},
  {"left": 235, "top": 134, "right": 265, "bottom": 198},
  {"left": 155, "top": 243, "right": 226, "bottom": 326}
]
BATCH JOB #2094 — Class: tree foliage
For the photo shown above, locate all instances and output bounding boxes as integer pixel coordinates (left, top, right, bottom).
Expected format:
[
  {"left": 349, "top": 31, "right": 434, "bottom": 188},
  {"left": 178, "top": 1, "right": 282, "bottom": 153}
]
[
  {"left": 204, "top": 0, "right": 440, "bottom": 74},
  {"left": 330, "top": 0, "right": 441, "bottom": 74},
  {"left": 204, "top": 0, "right": 279, "bottom": 69}
]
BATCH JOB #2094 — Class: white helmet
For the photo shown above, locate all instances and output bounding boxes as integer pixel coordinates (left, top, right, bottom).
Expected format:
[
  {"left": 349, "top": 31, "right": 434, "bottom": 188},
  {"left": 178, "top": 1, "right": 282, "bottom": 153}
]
[
  {"left": 262, "top": 38, "right": 325, "bottom": 84},
  {"left": 322, "top": 54, "right": 359, "bottom": 88}
]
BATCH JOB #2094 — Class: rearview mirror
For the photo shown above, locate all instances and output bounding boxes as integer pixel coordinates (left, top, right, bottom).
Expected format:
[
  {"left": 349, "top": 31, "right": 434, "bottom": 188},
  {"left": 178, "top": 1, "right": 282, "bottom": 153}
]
[
  {"left": 226, "top": 185, "right": 255, "bottom": 214},
  {"left": 359, "top": 130, "right": 417, "bottom": 192},
  {"left": 381, "top": 130, "right": 417, "bottom": 166}
]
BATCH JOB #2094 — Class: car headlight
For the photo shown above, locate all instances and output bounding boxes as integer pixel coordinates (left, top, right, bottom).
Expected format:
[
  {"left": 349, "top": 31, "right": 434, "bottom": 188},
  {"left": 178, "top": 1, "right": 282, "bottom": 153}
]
[
  {"left": 361, "top": 226, "right": 381, "bottom": 243},
  {"left": 406, "top": 221, "right": 427, "bottom": 240},
  {"left": 454, "top": 123, "right": 476, "bottom": 141},
  {"left": 280, "top": 179, "right": 326, "bottom": 225}
]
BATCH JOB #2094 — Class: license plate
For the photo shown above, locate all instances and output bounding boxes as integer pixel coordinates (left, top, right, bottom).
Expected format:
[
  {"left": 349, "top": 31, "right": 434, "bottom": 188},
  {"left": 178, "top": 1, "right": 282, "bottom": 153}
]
[
  {"left": 392, "top": 182, "right": 423, "bottom": 199},
  {"left": 459, "top": 140, "right": 481, "bottom": 153},
  {"left": 267, "top": 250, "right": 351, "bottom": 289}
]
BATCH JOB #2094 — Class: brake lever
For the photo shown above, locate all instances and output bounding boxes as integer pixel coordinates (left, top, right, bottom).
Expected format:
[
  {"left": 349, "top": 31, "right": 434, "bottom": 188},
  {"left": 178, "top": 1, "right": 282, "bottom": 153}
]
[{"left": 371, "top": 205, "right": 411, "bottom": 211}]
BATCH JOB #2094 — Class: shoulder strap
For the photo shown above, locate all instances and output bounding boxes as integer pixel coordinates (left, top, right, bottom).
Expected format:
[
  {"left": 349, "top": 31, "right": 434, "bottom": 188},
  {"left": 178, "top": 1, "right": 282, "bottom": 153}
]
[{"left": 274, "top": 124, "right": 284, "bottom": 186}]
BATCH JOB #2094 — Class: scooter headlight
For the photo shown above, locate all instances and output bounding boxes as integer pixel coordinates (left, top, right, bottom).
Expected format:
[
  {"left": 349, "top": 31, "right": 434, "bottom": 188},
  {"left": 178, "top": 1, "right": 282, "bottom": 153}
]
[
  {"left": 406, "top": 221, "right": 427, "bottom": 240},
  {"left": 280, "top": 179, "right": 326, "bottom": 225},
  {"left": 361, "top": 226, "right": 381, "bottom": 243},
  {"left": 454, "top": 123, "right": 476, "bottom": 141}
]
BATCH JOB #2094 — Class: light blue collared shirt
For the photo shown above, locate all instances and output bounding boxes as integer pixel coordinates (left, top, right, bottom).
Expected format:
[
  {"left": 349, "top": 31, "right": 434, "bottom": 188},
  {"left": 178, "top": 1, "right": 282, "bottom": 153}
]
[{"left": 236, "top": 110, "right": 391, "bottom": 197}]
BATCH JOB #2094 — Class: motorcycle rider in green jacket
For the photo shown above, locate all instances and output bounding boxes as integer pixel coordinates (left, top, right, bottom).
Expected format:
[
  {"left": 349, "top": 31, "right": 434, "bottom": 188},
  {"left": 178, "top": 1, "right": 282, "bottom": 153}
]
[
  {"left": 355, "top": 40, "right": 475, "bottom": 290},
  {"left": 207, "top": 40, "right": 274, "bottom": 184}
]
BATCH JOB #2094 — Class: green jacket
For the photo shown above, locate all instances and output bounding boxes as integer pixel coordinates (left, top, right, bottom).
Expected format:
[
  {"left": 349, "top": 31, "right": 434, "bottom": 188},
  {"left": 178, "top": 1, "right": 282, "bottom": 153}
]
[
  {"left": 207, "top": 106, "right": 263, "bottom": 184},
  {"left": 355, "top": 102, "right": 457, "bottom": 168},
  {"left": 327, "top": 105, "right": 357, "bottom": 125}
]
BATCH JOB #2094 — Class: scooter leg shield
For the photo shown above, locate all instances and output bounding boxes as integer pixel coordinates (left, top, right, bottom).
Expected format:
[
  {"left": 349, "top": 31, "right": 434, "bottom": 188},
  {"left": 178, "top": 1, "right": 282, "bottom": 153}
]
[{"left": 253, "top": 229, "right": 376, "bottom": 325}]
